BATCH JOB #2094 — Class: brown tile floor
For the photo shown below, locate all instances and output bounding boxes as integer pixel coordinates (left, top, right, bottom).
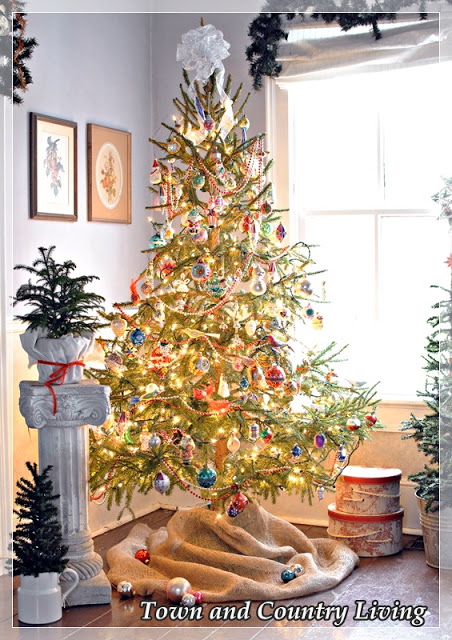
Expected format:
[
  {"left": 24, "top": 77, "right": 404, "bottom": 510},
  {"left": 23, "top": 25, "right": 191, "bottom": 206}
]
[{"left": 3, "top": 508, "right": 438, "bottom": 640}]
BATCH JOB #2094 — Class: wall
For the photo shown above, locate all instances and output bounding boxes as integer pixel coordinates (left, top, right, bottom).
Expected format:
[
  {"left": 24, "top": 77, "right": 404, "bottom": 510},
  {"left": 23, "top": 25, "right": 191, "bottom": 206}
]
[{"left": 11, "top": 12, "right": 159, "bottom": 533}]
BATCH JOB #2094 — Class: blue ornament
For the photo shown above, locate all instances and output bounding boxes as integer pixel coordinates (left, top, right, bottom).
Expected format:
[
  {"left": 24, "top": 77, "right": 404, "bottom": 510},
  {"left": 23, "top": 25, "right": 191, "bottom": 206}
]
[
  {"left": 291, "top": 444, "right": 302, "bottom": 458},
  {"left": 227, "top": 505, "right": 239, "bottom": 517},
  {"left": 337, "top": 444, "right": 347, "bottom": 463},
  {"left": 281, "top": 569, "right": 295, "bottom": 583},
  {"left": 148, "top": 233, "right": 167, "bottom": 250},
  {"left": 239, "top": 377, "right": 250, "bottom": 390},
  {"left": 130, "top": 328, "right": 146, "bottom": 346},
  {"left": 197, "top": 465, "right": 217, "bottom": 488},
  {"left": 129, "top": 396, "right": 140, "bottom": 405}
]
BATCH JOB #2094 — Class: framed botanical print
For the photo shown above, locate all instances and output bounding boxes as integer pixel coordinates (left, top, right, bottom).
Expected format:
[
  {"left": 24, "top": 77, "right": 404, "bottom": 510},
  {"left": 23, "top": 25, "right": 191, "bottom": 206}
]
[
  {"left": 87, "top": 124, "right": 131, "bottom": 224},
  {"left": 30, "top": 113, "right": 77, "bottom": 221}
]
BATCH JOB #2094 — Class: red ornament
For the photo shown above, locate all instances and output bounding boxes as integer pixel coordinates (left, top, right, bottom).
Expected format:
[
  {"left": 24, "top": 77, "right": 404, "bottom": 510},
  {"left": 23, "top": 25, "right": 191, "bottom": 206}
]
[
  {"left": 149, "top": 346, "right": 172, "bottom": 377},
  {"left": 265, "top": 364, "right": 286, "bottom": 388},
  {"left": 365, "top": 413, "right": 377, "bottom": 426},
  {"left": 190, "top": 590, "right": 204, "bottom": 604},
  {"left": 135, "top": 549, "right": 150, "bottom": 564},
  {"left": 326, "top": 371, "right": 337, "bottom": 383},
  {"left": 231, "top": 491, "right": 248, "bottom": 512}
]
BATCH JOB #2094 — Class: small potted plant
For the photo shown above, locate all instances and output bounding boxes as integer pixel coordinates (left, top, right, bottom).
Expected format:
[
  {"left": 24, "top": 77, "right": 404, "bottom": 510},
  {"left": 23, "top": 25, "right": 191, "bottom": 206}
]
[
  {"left": 14, "top": 462, "right": 79, "bottom": 624},
  {"left": 14, "top": 246, "right": 105, "bottom": 386}
]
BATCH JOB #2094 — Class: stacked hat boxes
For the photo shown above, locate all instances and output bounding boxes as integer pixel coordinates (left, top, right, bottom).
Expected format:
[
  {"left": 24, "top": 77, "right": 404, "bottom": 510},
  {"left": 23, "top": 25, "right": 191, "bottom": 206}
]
[{"left": 328, "top": 466, "right": 404, "bottom": 557}]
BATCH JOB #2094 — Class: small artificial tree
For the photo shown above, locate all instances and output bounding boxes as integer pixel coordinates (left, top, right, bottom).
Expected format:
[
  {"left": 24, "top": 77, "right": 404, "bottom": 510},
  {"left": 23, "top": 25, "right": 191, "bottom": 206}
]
[
  {"left": 13, "top": 462, "right": 68, "bottom": 577},
  {"left": 14, "top": 246, "right": 105, "bottom": 338}
]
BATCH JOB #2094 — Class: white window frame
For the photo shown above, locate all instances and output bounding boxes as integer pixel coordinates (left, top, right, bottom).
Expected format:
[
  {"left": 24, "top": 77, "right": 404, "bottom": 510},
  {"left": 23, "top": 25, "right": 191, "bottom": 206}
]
[{"left": 265, "top": 77, "right": 428, "bottom": 431}]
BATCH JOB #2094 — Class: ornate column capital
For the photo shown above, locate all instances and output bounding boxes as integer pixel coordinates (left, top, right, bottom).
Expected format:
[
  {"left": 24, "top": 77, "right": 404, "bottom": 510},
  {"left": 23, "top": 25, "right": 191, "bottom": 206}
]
[{"left": 19, "top": 380, "right": 110, "bottom": 429}]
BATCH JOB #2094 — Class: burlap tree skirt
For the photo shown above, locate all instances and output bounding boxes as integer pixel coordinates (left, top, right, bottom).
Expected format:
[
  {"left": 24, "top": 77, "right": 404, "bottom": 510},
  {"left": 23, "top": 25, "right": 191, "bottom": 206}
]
[{"left": 107, "top": 503, "right": 359, "bottom": 602}]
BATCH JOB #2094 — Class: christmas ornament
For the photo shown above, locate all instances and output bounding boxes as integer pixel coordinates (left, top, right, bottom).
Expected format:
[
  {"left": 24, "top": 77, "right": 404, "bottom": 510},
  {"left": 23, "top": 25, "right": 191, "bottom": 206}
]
[
  {"left": 166, "top": 577, "right": 192, "bottom": 603},
  {"left": 326, "top": 371, "right": 337, "bottom": 383},
  {"left": 245, "top": 318, "right": 257, "bottom": 336},
  {"left": 315, "top": 433, "right": 326, "bottom": 448},
  {"left": 197, "top": 465, "right": 217, "bottom": 488},
  {"left": 192, "top": 173, "right": 205, "bottom": 188},
  {"left": 346, "top": 418, "right": 361, "bottom": 431},
  {"left": 303, "top": 305, "right": 315, "bottom": 319},
  {"left": 148, "top": 233, "right": 167, "bottom": 250},
  {"left": 191, "top": 259, "right": 211, "bottom": 282},
  {"left": 312, "top": 313, "right": 323, "bottom": 330},
  {"left": 149, "top": 159, "right": 161, "bottom": 184},
  {"left": 215, "top": 194, "right": 225, "bottom": 211},
  {"left": 111, "top": 314, "right": 127, "bottom": 337},
  {"left": 139, "top": 430, "right": 151, "bottom": 450},
  {"left": 251, "top": 365, "right": 266, "bottom": 388},
  {"left": 275, "top": 222, "right": 286, "bottom": 242},
  {"left": 281, "top": 569, "right": 295, "bottom": 583},
  {"left": 191, "top": 590, "right": 204, "bottom": 604},
  {"left": 317, "top": 486, "right": 325, "bottom": 501},
  {"left": 123, "top": 428, "right": 134, "bottom": 445},
  {"left": 145, "top": 383, "right": 161, "bottom": 397},
  {"left": 295, "top": 278, "right": 313, "bottom": 297},
  {"left": 149, "top": 433, "right": 162, "bottom": 447},
  {"left": 265, "top": 364, "right": 286, "bottom": 388},
  {"left": 130, "top": 328, "right": 146, "bottom": 346},
  {"left": 239, "top": 115, "right": 250, "bottom": 142},
  {"left": 218, "top": 375, "right": 230, "bottom": 398},
  {"left": 192, "top": 226, "right": 209, "bottom": 244},
  {"left": 231, "top": 491, "right": 248, "bottom": 512},
  {"left": 249, "top": 423, "right": 260, "bottom": 441},
  {"left": 105, "top": 353, "right": 123, "bottom": 372},
  {"left": 117, "top": 580, "right": 135, "bottom": 599},
  {"left": 285, "top": 379, "right": 299, "bottom": 395},
  {"left": 141, "top": 280, "right": 153, "bottom": 297},
  {"left": 289, "top": 563, "right": 303, "bottom": 575},
  {"left": 207, "top": 210, "right": 217, "bottom": 228},
  {"left": 261, "top": 201, "right": 272, "bottom": 215},
  {"left": 261, "top": 221, "right": 272, "bottom": 236},
  {"left": 239, "top": 376, "right": 249, "bottom": 390},
  {"left": 179, "top": 435, "right": 195, "bottom": 465},
  {"left": 261, "top": 427, "right": 273, "bottom": 444},
  {"left": 181, "top": 592, "right": 197, "bottom": 608},
  {"left": 158, "top": 258, "right": 177, "bottom": 278},
  {"left": 291, "top": 443, "right": 302, "bottom": 458},
  {"left": 365, "top": 412, "right": 377, "bottom": 426},
  {"left": 204, "top": 114, "right": 214, "bottom": 130},
  {"left": 227, "top": 434, "right": 240, "bottom": 454},
  {"left": 227, "top": 505, "right": 239, "bottom": 517},
  {"left": 250, "top": 266, "right": 267, "bottom": 296},
  {"left": 135, "top": 549, "right": 150, "bottom": 564},
  {"left": 167, "top": 137, "right": 181, "bottom": 154},
  {"left": 190, "top": 354, "right": 210, "bottom": 374},
  {"left": 337, "top": 445, "right": 347, "bottom": 463},
  {"left": 154, "top": 471, "right": 170, "bottom": 494}
]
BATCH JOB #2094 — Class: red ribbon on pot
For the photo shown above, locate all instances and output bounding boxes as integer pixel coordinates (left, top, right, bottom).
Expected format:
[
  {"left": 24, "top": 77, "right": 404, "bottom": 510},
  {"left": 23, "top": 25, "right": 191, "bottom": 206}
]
[{"left": 37, "top": 360, "right": 85, "bottom": 414}]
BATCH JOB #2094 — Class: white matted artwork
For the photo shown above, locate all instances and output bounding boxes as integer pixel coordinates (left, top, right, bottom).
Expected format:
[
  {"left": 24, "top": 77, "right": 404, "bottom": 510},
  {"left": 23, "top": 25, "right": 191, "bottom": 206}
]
[
  {"left": 87, "top": 124, "right": 131, "bottom": 223},
  {"left": 30, "top": 113, "right": 77, "bottom": 221}
]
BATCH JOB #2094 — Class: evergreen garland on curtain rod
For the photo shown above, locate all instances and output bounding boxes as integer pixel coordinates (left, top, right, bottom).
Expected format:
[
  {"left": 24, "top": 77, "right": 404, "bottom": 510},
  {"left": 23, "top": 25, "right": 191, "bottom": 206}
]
[
  {"left": 246, "top": 7, "right": 430, "bottom": 90},
  {"left": 0, "top": 1, "right": 38, "bottom": 104}
]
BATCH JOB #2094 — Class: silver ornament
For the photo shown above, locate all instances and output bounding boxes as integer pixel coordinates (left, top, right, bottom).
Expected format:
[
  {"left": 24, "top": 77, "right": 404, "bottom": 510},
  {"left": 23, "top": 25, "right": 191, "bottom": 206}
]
[
  {"left": 181, "top": 592, "right": 197, "bottom": 608},
  {"left": 149, "top": 433, "right": 162, "bottom": 447},
  {"left": 117, "top": 580, "right": 135, "bottom": 599},
  {"left": 289, "top": 563, "right": 303, "bottom": 576},
  {"left": 166, "top": 577, "right": 192, "bottom": 603},
  {"left": 154, "top": 471, "right": 170, "bottom": 494}
]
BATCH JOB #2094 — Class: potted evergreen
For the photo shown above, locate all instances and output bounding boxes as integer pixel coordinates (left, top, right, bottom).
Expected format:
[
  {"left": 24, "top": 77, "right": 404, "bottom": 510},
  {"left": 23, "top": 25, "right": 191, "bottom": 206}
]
[
  {"left": 14, "top": 246, "right": 105, "bottom": 386},
  {"left": 400, "top": 285, "right": 452, "bottom": 568},
  {"left": 14, "top": 462, "right": 79, "bottom": 624}
]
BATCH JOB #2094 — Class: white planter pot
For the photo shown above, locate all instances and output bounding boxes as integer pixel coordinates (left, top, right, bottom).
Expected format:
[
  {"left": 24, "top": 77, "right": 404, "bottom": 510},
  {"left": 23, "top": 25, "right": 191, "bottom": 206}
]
[
  {"left": 20, "top": 327, "right": 95, "bottom": 384},
  {"left": 17, "top": 569, "right": 79, "bottom": 625},
  {"left": 416, "top": 491, "right": 439, "bottom": 569}
]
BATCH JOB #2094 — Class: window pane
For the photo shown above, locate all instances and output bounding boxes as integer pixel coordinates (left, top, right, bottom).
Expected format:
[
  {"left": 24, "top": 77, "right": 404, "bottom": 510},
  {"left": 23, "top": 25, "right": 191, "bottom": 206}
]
[{"left": 377, "top": 215, "right": 449, "bottom": 398}]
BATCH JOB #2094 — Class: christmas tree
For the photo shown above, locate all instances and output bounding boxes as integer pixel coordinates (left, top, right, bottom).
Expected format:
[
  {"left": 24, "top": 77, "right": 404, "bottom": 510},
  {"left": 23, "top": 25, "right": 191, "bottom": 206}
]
[
  {"left": 88, "top": 23, "right": 380, "bottom": 517},
  {"left": 13, "top": 462, "right": 68, "bottom": 576}
]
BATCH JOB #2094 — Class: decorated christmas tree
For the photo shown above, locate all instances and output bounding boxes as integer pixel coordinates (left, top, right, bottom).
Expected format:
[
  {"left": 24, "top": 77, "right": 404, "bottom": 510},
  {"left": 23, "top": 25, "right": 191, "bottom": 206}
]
[{"left": 88, "top": 23, "right": 380, "bottom": 516}]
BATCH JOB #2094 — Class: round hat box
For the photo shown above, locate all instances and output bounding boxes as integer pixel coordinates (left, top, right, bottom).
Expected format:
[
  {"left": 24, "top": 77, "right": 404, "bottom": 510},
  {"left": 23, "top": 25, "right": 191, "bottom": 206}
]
[
  {"left": 328, "top": 504, "right": 404, "bottom": 557},
  {"left": 336, "top": 465, "right": 401, "bottom": 515}
]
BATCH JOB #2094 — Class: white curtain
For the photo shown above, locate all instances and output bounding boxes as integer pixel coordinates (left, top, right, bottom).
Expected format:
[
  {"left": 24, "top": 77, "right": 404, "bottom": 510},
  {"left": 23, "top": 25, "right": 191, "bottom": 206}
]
[{"left": 276, "top": 15, "right": 444, "bottom": 83}]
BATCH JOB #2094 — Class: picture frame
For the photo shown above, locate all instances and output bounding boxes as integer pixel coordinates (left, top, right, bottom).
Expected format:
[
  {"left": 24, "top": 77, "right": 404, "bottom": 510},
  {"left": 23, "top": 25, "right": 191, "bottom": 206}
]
[
  {"left": 30, "top": 113, "right": 78, "bottom": 221},
  {"left": 87, "top": 124, "right": 132, "bottom": 224}
]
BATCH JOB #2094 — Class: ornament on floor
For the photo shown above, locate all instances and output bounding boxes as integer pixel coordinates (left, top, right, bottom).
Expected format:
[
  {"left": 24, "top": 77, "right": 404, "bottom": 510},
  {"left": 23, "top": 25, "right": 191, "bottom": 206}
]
[
  {"left": 337, "top": 444, "right": 347, "bottom": 463},
  {"left": 190, "top": 590, "right": 204, "bottom": 604},
  {"left": 135, "top": 549, "right": 150, "bottom": 564},
  {"left": 289, "top": 563, "right": 303, "bottom": 576},
  {"left": 166, "top": 577, "right": 192, "bottom": 603},
  {"left": 281, "top": 568, "right": 295, "bottom": 583},
  {"left": 117, "top": 580, "right": 135, "bottom": 599},
  {"left": 265, "top": 364, "right": 286, "bottom": 388},
  {"left": 154, "top": 471, "right": 170, "bottom": 494},
  {"left": 191, "top": 259, "right": 211, "bottom": 282},
  {"left": 227, "top": 433, "right": 241, "bottom": 454},
  {"left": 346, "top": 418, "right": 361, "bottom": 431},
  {"left": 181, "top": 592, "right": 197, "bottom": 607},
  {"left": 130, "top": 328, "right": 146, "bottom": 346},
  {"left": 197, "top": 465, "right": 217, "bottom": 488},
  {"left": 365, "top": 413, "right": 377, "bottom": 426},
  {"left": 111, "top": 314, "right": 127, "bottom": 337},
  {"left": 314, "top": 433, "right": 326, "bottom": 448}
]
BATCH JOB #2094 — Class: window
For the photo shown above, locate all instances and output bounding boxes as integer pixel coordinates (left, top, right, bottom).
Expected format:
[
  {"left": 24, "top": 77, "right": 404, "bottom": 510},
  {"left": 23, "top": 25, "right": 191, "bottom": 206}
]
[{"left": 283, "top": 63, "right": 450, "bottom": 400}]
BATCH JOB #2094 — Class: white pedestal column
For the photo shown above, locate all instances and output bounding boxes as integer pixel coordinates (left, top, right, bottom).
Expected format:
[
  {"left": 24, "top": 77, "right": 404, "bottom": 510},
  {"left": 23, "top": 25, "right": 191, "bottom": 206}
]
[{"left": 19, "top": 380, "right": 112, "bottom": 606}]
